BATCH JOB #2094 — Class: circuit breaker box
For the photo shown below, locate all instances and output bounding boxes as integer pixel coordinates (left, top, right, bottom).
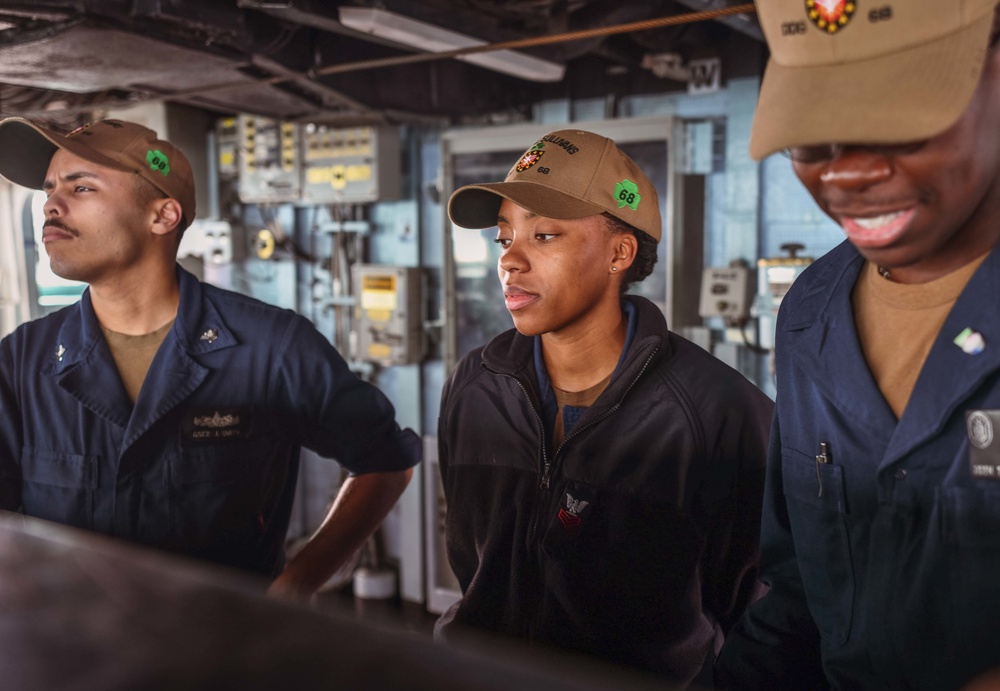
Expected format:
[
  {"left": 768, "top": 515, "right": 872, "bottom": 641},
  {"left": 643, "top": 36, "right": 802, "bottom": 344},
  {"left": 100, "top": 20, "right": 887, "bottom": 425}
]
[
  {"left": 300, "top": 124, "right": 400, "bottom": 204},
  {"left": 237, "top": 114, "right": 301, "bottom": 203},
  {"left": 353, "top": 265, "right": 423, "bottom": 366}
]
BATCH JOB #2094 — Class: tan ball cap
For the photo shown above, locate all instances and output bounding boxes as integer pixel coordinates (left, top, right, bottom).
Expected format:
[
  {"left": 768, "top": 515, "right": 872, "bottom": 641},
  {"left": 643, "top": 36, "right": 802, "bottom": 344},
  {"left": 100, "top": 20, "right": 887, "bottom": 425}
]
[
  {"left": 448, "top": 129, "right": 662, "bottom": 242},
  {"left": 751, "top": 0, "right": 997, "bottom": 160},
  {"left": 0, "top": 117, "right": 196, "bottom": 229}
]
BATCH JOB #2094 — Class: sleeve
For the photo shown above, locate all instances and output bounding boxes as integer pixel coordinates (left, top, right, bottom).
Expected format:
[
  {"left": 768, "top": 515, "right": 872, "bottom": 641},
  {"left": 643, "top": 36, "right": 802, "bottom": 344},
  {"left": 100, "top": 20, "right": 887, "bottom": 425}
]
[
  {"left": 436, "top": 434, "right": 449, "bottom": 488},
  {"left": 274, "top": 315, "right": 420, "bottom": 475},
  {"left": 436, "top": 369, "right": 454, "bottom": 487},
  {"left": 699, "top": 381, "right": 771, "bottom": 634},
  {"left": 0, "top": 336, "right": 22, "bottom": 511},
  {"left": 714, "top": 412, "right": 828, "bottom": 690}
]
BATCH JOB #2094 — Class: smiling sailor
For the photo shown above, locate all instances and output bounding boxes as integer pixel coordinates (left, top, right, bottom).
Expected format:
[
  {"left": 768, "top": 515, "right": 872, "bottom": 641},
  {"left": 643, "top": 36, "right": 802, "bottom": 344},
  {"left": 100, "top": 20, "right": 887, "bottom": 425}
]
[{"left": 716, "top": 1, "right": 1000, "bottom": 689}]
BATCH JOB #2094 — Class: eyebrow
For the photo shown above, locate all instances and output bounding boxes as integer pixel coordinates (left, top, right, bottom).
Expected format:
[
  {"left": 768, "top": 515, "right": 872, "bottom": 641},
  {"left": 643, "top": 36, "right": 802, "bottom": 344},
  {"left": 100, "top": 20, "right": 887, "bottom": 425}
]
[
  {"left": 495, "top": 210, "right": 537, "bottom": 225},
  {"left": 42, "top": 170, "right": 101, "bottom": 192}
]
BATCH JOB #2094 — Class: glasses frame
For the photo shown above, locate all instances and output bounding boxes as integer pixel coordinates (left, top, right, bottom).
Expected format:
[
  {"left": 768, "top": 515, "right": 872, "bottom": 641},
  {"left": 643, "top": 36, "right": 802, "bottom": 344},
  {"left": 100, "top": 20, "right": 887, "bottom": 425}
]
[{"left": 780, "top": 140, "right": 927, "bottom": 164}]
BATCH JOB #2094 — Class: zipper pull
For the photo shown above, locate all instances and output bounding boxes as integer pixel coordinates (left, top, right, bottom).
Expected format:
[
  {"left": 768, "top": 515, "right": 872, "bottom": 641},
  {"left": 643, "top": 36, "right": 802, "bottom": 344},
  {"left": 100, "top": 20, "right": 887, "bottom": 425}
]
[{"left": 815, "top": 441, "right": 830, "bottom": 498}]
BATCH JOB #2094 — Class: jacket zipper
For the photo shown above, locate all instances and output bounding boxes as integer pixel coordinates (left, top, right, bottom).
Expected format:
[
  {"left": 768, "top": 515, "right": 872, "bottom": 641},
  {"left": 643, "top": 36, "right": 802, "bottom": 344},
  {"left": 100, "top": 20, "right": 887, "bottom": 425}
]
[
  {"left": 542, "top": 346, "right": 659, "bottom": 489},
  {"left": 499, "top": 371, "right": 549, "bottom": 631},
  {"left": 491, "top": 345, "right": 660, "bottom": 492},
  {"left": 490, "top": 344, "right": 658, "bottom": 641},
  {"left": 503, "top": 375, "right": 550, "bottom": 489}
]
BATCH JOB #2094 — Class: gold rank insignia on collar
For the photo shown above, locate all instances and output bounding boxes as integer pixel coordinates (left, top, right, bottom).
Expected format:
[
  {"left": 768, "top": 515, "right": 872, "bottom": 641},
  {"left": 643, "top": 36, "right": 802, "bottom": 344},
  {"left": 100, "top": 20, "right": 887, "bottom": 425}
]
[{"left": 199, "top": 328, "right": 218, "bottom": 343}]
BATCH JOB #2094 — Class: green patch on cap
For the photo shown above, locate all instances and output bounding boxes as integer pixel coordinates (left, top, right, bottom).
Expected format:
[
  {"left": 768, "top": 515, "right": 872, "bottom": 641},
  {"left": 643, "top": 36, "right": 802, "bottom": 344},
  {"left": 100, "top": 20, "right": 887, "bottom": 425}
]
[
  {"left": 146, "top": 149, "right": 171, "bottom": 176},
  {"left": 614, "top": 179, "right": 641, "bottom": 210}
]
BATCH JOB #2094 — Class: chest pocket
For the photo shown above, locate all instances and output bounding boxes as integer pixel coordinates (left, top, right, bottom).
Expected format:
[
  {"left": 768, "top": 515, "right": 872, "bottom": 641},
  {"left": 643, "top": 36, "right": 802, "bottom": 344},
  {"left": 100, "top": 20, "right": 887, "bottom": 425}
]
[
  {"left": 165, "top": 443, "right": 265, "bottom": 562},
  {"left": 941, "top": 486, "right": 1000, "bottom": 546},
  {"left": 168, "top": 447, "right": 252, "bottom": 485},
  {"left": 20, "top": 448, "right": 98, "bottom": 530},
  {"left": 938, "top": 486, "right": 1000, "bottom": 675},
  {"left": 782, "top": 446, "right": 854, "bottom": 647}
]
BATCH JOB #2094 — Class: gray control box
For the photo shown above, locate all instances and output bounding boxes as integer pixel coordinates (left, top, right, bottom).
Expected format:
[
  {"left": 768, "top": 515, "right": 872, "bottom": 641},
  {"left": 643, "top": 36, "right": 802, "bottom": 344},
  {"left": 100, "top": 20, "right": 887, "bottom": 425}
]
[
  {"left": 301, "top": 124, "right": 400, "bottom": 204},
  {"left": 237, "top": 114, "right": 301, "bottom": 203},
  {"left": 352, "top": 264, "right": 423, "bottom": 366}
]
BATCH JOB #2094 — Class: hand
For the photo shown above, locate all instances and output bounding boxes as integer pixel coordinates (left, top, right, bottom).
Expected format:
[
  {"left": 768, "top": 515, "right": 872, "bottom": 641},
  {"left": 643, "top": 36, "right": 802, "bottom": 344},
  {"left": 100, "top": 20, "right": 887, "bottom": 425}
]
[{"left": 266, "top": 569, "right": 316, "bottom": 606}]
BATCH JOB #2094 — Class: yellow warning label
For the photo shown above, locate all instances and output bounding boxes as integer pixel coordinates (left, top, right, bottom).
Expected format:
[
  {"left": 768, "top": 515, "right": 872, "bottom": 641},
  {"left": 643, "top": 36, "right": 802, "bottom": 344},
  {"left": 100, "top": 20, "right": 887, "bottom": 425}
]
[
  {"left": 363, "top": 275, "right": 395, "bottom": 291},
  {"left": 305, "top": 164, "right": 373, "bottom": 190},
  {"left": 368, "top": 343, "right": 392, "bottom": 359},
  {"left": 361, "top": 274, "right": 397, "bottom": 311}
]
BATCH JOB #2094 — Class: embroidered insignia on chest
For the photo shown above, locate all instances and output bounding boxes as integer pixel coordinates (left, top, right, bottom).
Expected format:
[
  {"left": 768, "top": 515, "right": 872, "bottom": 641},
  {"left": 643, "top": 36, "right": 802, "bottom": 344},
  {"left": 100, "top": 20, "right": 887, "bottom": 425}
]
[
  {"left": 806, "top": 0, "right": 855, "bottom": 34},
  {"left": 180, "top": 406, "right": 253, "bottom": 446},
  {"left": 557, "top": 492, "right": 590, "bottom": 529},
  {"left": 194, "top": 411, "right": 240, "bottom": 428},
  {"left": 968, "top": 411, "right": 994, "bottom": 450}
]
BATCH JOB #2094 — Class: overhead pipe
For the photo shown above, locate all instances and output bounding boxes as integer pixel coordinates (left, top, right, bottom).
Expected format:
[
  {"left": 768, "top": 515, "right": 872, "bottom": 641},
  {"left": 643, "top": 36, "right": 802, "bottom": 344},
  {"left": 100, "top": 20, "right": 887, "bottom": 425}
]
[
  {"left": 671, "top": 0, "right": 762, "bottom": 40},
  {"left": 19, "top": 4, "right": 758, "bottom": 117}
]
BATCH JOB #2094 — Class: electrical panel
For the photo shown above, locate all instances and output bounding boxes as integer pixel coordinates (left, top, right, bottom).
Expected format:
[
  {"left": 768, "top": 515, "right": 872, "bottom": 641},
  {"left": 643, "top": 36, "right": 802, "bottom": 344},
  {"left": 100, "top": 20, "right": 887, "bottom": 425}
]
[
  {"left": 752, "top": 244, "right": 814, "bottom": 349},
  {"left": 699, "top": 265, "right": 753, "bottom": 322},
  {"left": 237, "top": 114, "right": 301, "bottom": 203},
  {"left": 215, "top": 116, "right": 239, "bottom": 179},
  {"left": 352, "top": 264, "right": 423, "bottom": 366},
  {"left": 301, "top": 124, "right": 400, "bottom": 204}
]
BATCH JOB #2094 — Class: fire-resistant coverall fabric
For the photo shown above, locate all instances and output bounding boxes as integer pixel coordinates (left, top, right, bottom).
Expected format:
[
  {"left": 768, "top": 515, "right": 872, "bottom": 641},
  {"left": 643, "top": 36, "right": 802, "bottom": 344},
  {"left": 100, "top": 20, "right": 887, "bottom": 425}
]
[
  {"left": 716, "top": 240, "right": 1000, "bottom": 690},
  {"left": 0, "top": 266, "right": 420, "bottom": 577},
  {"left": 436, "top": 295, "right": 772, "bottom": 684}
]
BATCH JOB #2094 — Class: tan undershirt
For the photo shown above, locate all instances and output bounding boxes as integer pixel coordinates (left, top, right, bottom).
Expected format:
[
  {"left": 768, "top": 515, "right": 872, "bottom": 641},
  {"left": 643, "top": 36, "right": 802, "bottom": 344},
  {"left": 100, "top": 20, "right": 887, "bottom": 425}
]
[
  {"left": 99, "top": 319, "right": 175, "bottom": 404},
  {"left": 552, "top": 373, "right": 612, "bottom": 451},
  {"left": 852, "top": 254, "right": 988, "bottom": 418}
]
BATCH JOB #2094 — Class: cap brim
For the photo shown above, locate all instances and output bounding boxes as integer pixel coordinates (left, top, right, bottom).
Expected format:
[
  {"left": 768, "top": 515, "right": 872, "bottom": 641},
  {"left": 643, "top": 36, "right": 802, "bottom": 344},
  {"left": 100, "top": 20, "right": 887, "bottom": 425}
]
[
  {"left": 0, "top": 117, "right": 133, "bottom": 189},
  {"left": 750, "top": 15, "right": 994, "bottom": 160},
  {"left": 448, "top": 181, "right": 606, "bottom": 229}
]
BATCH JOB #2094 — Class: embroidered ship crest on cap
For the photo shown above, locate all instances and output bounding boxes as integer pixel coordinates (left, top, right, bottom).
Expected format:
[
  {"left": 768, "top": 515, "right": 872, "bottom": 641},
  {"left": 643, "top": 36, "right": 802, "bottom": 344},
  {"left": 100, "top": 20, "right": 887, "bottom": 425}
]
[
  {"left": 806, "top": 0, "right": 856, "bottom": 34},
  {"left": 515, "top": 142, "right": 545, "bottom": 172}
]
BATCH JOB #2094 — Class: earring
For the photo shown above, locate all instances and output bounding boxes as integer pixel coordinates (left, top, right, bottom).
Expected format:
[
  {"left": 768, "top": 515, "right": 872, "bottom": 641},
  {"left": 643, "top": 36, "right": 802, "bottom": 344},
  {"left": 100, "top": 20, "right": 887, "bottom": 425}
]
[{"left": 611, "top": 266, "right": 618, "bottom": 272}]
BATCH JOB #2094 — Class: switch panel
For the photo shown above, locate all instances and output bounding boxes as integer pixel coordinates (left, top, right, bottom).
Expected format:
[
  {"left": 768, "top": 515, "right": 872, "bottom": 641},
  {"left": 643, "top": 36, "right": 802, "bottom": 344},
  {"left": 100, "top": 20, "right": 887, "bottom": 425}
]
[
  {"left": 699, "top": 265, "right": 752, "bottom": 321},
  {"left": 237, "top": 114, "right": 301, "bottom": 203}
]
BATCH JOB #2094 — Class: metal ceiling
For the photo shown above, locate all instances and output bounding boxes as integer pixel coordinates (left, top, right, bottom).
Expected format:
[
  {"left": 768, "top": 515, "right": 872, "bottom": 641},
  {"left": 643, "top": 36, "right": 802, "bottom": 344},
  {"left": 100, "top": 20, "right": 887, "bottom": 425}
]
[{"left": 0, "top": 0, "right": 763, "bottom": 129}]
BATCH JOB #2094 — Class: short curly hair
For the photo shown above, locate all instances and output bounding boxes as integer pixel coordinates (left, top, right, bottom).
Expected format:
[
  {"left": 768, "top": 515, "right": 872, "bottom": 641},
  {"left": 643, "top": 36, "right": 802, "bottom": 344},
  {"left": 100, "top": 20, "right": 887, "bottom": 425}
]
[{"left": 602, "top": 213, "right": 658, "bottom": 294}]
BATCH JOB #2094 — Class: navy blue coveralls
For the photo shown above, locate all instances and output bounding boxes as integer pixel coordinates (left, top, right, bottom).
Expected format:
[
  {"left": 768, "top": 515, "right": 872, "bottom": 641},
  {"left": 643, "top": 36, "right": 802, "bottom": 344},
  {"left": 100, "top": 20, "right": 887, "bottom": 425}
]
[
  {"left": 0, "top": 266, "right": 420, "bottom": 577},
  {"left": 718, "top": 241, "right": 1000, "bottom": 690}
]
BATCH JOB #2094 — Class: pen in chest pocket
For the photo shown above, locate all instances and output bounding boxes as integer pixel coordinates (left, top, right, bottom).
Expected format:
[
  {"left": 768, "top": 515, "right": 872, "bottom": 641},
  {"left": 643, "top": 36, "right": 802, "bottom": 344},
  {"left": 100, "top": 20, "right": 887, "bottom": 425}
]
[{"left": 815, "top": 442, "right": 831, "bottom": 498}]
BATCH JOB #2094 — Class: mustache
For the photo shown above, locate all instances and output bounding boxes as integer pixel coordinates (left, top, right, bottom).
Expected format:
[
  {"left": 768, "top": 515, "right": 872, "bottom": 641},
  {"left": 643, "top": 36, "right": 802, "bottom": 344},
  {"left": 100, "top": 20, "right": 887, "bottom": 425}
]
[{"left": 43, "top": 219, "right": 79, "bottom": 237}]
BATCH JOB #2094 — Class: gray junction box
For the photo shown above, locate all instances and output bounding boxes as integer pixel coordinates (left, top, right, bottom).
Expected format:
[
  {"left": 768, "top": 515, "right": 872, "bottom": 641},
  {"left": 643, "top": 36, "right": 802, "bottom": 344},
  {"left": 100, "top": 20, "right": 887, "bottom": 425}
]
[{"left": 352, "top": 264, "right": 423, "bottom": 366}]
